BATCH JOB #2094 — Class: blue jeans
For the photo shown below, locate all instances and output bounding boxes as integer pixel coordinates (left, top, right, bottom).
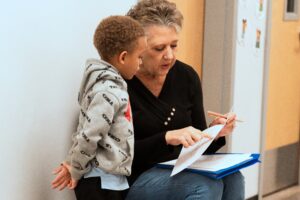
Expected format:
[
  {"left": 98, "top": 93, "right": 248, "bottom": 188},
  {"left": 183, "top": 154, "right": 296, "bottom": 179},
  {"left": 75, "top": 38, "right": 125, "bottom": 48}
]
[{"left": 126, "top": 167, "right": 245, "bottom": 200}]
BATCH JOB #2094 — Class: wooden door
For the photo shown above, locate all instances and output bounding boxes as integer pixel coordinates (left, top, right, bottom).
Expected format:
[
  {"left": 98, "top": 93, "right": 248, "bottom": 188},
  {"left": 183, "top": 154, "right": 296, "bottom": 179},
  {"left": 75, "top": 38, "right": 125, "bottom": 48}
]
[{"left": 170, "top": 0, "right": 205, "bottom": 77}]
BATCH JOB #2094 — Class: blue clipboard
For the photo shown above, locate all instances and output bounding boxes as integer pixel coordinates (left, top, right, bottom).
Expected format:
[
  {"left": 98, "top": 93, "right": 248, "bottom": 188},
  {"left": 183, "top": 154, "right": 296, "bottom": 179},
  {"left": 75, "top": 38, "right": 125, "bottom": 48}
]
[{"left": 156, "top": 153, "right": 260, "bottom": 179}]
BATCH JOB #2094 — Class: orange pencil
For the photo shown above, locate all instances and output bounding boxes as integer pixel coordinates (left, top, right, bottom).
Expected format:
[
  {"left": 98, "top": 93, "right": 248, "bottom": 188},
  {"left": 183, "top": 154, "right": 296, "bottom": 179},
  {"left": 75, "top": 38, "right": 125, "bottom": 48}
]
[{"left": 207, "top": 111, "right": 244, "bottom": 122}]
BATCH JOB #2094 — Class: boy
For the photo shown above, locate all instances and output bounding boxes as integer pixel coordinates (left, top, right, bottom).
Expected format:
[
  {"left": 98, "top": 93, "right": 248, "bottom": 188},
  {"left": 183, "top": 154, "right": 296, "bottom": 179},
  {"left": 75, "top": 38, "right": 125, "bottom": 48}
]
[{"left": 51, "top": 15, "right": 146, "bottom": 200}]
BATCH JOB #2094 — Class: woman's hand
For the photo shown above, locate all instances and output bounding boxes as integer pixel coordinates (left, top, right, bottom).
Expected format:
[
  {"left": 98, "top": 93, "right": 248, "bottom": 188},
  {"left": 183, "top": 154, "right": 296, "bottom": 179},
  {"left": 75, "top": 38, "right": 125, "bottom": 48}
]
[
  {"left": 165, "top": 126, "right": 211, "bottom": 148},
  {"left": 210, "top": 113, "right": 237, "bottom": 140}
]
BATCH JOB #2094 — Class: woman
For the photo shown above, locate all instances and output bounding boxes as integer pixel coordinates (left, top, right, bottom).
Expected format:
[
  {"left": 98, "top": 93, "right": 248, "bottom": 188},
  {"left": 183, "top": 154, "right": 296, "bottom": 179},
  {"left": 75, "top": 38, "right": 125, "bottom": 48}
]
[{"left": 125, "top": 0, "right": 245, "bottom": 199}]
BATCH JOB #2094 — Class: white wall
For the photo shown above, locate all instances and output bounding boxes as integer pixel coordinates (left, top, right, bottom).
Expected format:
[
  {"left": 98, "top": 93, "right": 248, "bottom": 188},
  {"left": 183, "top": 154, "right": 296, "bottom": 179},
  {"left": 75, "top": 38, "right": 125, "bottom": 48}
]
[{"left": 0, "top": 1, "right": 136, "bottom": 199}]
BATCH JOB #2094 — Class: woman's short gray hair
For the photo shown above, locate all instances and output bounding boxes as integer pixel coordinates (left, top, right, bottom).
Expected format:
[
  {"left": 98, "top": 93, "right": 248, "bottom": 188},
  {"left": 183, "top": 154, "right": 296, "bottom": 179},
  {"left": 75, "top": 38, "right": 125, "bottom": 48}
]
[{"left": 127, "top": 0, "right": 183, "bottom": 32}]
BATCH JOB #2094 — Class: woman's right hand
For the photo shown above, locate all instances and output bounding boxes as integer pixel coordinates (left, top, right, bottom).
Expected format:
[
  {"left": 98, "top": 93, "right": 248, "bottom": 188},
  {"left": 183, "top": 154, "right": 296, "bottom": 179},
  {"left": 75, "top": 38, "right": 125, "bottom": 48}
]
[{"left": 165, "top": 126, "right": 211, "bottom": 148}]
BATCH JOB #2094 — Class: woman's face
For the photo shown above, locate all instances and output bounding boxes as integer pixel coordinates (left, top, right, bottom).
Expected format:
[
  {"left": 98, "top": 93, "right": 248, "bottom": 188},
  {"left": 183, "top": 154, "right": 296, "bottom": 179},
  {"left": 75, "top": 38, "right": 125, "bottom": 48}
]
[{"left": 138, "top": 25, "right": 179, "bottom": 77}]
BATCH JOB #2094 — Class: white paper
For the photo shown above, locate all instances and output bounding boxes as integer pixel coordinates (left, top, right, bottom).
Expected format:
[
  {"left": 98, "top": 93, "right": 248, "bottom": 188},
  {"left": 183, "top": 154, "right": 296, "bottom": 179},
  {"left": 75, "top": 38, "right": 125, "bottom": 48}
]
[
  {"left": 189, "top": 153, "right": 251, "bottom": 171},
  {"left": 170, "top": 124, "right": 224, "bottom": 176},
  {"left": 161, "top": 153, "right": 252, "bottom": 172}
]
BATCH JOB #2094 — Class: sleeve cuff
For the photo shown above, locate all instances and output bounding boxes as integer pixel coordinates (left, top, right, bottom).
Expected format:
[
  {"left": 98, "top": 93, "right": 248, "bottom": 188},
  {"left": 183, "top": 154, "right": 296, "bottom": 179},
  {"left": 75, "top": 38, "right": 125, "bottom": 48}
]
[{"left": 70, "top": 165, "right": 91, "bottom": 181}]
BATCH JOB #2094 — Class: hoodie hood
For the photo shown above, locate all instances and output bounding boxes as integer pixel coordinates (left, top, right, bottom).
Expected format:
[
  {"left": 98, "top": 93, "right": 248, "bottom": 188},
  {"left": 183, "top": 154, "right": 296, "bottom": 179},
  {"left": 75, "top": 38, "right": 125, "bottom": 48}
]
[{"left": 78, "top": 58, "right": 125, "bottom": 104}]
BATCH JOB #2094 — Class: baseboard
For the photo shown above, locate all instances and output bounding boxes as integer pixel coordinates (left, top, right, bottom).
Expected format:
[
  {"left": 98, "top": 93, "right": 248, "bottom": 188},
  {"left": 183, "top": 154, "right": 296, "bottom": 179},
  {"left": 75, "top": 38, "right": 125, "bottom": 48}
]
[
  {"left": 262, "top": 142, "right": 299, "bottom": 195},
  {"left": 247, "top": 195, "right": 258, "bottom": 200}
]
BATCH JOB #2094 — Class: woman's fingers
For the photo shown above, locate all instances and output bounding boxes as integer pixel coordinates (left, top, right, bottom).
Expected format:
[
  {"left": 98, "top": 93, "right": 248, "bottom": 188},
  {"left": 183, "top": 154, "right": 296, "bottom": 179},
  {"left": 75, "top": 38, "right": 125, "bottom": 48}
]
[
  {"left": 201, "top": 133, "right": 212, "bottom": 139},
  {"left": 216, "top": 117, "right": 237, "bottom": 139},
  {"left": 166, "top": 126, "right": 213, "bottom": 148},
  {"left": 181, "top": 137, "right": 190, "bottom": 148},
  {"left": 225, "top": 115, "right": 237, "bottom": 129},
  {"left": 189, "top": 129, "right": 201, "bottom": 142},
  {"left": 185, "top": 134, "right": 195, "bottom": 146},
  {"left": 190, "top": 127, "right": 212, "bottom": 139},
  {"left": 190, "top": 131, "right": 211, "bottom": 142},
  {"left": 183, "top": 128, "right": 212, "bottom": 148},
  {"left": 210, "top": 112, "right": 237, "bottom": 127},
  {"left": 226, "top": 113, "right": 236, "bottom": 124}
]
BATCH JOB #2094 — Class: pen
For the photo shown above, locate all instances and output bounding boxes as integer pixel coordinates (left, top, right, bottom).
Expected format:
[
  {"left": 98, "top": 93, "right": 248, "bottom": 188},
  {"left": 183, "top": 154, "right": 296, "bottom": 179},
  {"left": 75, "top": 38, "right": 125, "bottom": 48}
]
[{"left": 207, "top": 111, "right": 244, "bottom": 122}]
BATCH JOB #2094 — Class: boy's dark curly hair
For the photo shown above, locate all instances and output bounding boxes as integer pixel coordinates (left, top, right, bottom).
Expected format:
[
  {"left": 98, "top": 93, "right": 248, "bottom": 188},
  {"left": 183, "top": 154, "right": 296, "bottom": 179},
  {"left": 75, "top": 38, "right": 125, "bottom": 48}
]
[{"left": 94, "top": 15, "right": 145, "bottom": 61}]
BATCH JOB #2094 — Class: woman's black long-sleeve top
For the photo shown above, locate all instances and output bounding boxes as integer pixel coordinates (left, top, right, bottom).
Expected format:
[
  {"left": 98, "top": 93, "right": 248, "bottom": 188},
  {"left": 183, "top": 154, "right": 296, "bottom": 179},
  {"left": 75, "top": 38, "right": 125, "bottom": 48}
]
[{"left": 126, "top": 60, "right": 225, "bottom": 184}]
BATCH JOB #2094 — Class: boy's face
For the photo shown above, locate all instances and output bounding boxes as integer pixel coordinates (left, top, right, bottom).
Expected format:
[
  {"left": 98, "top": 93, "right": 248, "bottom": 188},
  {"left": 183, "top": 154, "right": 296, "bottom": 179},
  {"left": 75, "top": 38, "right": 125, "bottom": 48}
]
[{"left": 120, "top": 37, "right": 147, "bottom": 80}]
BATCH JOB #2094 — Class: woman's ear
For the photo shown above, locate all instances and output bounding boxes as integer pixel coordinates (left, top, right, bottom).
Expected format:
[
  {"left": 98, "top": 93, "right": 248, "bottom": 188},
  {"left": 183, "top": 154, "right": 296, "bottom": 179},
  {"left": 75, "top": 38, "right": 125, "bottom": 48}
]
[{"left": 118, "top": 51, "right": 128, "bottom": 65}]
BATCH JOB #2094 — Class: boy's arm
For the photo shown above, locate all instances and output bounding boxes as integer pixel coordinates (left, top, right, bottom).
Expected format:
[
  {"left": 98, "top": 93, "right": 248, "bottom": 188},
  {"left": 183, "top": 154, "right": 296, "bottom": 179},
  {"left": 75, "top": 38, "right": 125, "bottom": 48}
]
[{"left": 66, "top": 91, "right": 119, "bottom": 180}]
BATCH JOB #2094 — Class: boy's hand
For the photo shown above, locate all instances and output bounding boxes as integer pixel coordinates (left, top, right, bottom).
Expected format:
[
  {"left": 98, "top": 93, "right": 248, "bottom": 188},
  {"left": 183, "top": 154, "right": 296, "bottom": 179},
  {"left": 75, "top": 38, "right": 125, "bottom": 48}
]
[
  {"left": 62, "top": 163, "right": 78, "bottom": 189},
  {"left": 51, "top": 163, "right": 72, "bottom": 190},
  {"left": 67, "top": 178, "right": 78, "bottom": 189}
]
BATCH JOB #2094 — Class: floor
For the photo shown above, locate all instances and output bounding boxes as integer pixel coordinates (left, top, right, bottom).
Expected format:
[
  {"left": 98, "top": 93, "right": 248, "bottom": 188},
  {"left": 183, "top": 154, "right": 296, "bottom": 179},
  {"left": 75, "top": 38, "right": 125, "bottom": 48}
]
[{"left": 263, "top": 186, "right": 300, "bottom": 200}]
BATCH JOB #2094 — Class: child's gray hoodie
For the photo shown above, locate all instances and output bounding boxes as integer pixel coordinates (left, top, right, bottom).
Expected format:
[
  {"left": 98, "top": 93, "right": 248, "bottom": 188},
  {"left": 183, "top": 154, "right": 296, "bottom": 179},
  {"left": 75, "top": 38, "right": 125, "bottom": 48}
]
[{"left": 66, "top": 58, "right": 134, "bottom": 180}]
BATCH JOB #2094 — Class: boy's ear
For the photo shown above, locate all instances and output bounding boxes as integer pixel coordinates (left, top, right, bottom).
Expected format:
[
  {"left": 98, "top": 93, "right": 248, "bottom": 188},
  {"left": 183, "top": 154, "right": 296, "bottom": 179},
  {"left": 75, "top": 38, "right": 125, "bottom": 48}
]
[{"left": 118, "top": 51, "right": 128, "bottom": 65}]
